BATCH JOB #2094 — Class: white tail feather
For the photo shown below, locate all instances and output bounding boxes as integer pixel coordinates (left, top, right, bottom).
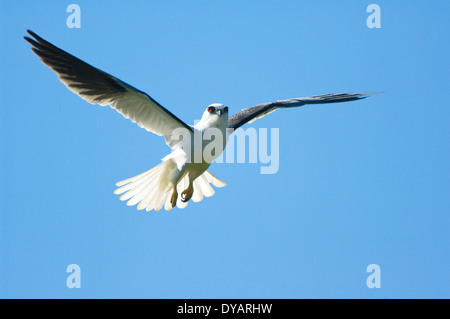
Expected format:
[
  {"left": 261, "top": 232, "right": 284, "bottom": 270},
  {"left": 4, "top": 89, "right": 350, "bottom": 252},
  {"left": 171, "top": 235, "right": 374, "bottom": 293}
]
[
  {"left": 203, "top": 170, "right": 227, "bottom": 188},
  {"left": 137, "top": 178, "right": 160, "bottom": 210},
  {"left": 191, "top": 182, "right": 203, "bottom": 202},
  {"left": 197, "top": 175, "right": 215, "bottom": 197},
  {"left": 114, "top": 164, "right": 164, "bottom": 195},
  {"left": 115, "top": 162, "right": 226, "bottom": 212}
]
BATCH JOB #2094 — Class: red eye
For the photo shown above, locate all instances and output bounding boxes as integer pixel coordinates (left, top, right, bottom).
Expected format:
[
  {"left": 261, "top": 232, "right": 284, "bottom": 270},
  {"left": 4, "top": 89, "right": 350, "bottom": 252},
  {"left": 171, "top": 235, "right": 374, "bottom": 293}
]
[
  {"left": 224, "top": 106, "right": 228, "bottom": 112},
  {"left": 207, "top": 106, "right": 215, "bottom": 113}
]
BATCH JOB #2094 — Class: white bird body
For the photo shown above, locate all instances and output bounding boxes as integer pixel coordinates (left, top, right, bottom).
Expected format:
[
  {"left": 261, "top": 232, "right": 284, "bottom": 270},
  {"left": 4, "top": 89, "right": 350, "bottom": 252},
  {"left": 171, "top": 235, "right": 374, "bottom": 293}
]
[{"left": 114, "top": 103, "right": 229, "bottom": 211}]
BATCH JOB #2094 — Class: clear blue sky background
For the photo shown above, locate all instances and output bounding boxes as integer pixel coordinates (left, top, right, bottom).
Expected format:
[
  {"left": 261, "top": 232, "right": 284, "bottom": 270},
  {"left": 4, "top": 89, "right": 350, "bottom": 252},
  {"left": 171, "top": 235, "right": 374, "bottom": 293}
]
[{"left": 0, "top": 1, "right": 449, "bottom": 298}]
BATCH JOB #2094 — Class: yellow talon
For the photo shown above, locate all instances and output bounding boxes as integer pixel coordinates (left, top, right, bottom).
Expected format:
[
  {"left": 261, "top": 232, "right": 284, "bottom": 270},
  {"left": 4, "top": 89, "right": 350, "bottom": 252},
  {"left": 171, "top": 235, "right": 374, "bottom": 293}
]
[
  {"left": 181, "top": 186, "right": 193, "bottom": 203},
  {"left": 170, "top": 189, "right": 178, "bottom": 208}
]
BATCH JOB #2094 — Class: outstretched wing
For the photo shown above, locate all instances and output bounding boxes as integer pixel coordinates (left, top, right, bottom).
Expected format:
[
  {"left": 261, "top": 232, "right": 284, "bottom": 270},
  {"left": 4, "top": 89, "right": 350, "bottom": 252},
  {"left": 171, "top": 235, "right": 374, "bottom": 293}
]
[
  {"left": 24, "top": 30, "right": 193, "bottom": 147},
  {"left": 227, "top": 92, "right": 373, "bottom": 130}
]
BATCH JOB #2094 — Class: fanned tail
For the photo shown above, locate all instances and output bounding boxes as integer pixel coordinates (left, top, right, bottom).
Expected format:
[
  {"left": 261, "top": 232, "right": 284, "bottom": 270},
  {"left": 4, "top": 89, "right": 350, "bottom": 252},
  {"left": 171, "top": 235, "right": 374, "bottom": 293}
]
[{"left": 114, "top": 163, "right": 226, "bottom": 212}]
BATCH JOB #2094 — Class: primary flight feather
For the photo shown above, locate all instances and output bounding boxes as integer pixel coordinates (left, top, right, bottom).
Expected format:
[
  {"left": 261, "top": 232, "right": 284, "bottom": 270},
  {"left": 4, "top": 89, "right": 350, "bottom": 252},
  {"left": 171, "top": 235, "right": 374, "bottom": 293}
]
[{"left": 24, "top": 30, "right": 372, "bottom": 212}]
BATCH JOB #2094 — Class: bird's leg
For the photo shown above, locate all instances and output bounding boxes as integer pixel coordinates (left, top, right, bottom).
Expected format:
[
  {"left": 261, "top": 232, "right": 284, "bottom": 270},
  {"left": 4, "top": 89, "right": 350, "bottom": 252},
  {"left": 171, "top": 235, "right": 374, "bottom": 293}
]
[
  {"left": 170, "top": 188, "right": 178, "bottom": 208},
  {"left": 181, "top": 178, "right": 194, "bottom": 203}
]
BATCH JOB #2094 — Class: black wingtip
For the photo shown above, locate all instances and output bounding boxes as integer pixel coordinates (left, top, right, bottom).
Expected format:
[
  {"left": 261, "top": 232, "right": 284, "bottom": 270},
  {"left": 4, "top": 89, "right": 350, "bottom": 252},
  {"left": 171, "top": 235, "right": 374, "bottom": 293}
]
[
  {"left": 24, "top": 30, "right": 37, "bottom": 44},
  {"left": 25, "top": 29, "right": 45, "bottom": 44},
  {"left": 26, "top": 29, "right": 37, "bottom": 37},
  {"left": 357, "top": 91, "right": 382, "bottom": 99},
  {"left": 23, "top": 34, "right": 40, "bottom": 50}
]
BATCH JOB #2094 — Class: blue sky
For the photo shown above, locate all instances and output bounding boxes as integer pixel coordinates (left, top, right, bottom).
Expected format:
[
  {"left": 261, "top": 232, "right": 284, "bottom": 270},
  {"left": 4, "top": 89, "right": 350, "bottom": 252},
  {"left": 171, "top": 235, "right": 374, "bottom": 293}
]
[{"left": 0, "top": 1, "right": 449, "bottom": 298}]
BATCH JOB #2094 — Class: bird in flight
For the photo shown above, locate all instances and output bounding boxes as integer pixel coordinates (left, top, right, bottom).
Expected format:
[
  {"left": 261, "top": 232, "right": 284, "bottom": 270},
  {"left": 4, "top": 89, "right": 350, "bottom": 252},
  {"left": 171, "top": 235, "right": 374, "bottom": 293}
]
[{"left": 24, "top": 30, "right": 372, "bottom": 212}]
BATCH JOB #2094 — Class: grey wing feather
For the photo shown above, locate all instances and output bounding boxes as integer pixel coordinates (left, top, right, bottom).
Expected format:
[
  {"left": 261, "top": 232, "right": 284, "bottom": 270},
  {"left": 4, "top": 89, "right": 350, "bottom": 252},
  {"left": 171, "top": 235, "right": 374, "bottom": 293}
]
[
  {"left": 24, "top": 30, "right": 193, "bottom": 147},
  {"left": 228, "top": 92, "right": 374, "bottom": 130}
]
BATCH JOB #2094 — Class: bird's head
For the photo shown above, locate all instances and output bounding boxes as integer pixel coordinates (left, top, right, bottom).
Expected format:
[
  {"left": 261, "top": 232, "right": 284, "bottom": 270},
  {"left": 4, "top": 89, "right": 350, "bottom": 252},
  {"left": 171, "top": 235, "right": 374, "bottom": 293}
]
[{"left": 197, "top": 103, "right": 229, "bottom": 128}]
